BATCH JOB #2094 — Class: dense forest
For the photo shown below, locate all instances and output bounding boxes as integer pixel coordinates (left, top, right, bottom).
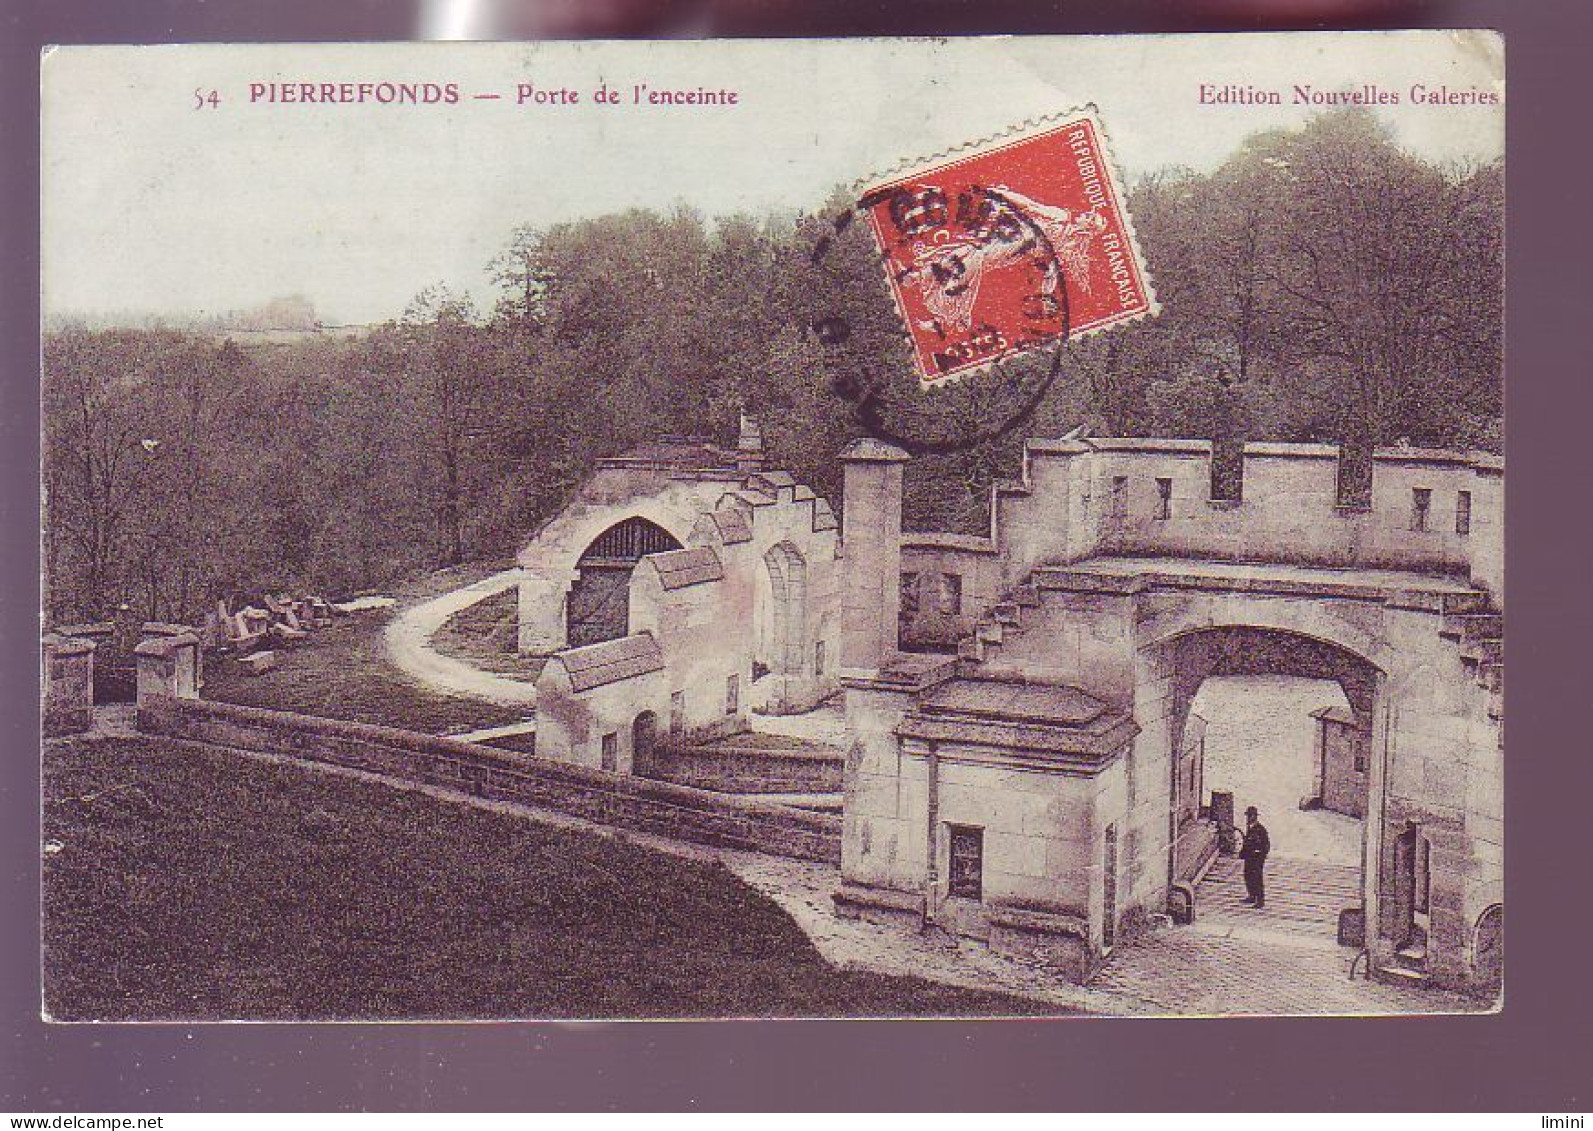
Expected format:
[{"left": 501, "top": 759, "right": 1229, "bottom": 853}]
[{"left": 42, "top": 109, "right": 1502, "bottom": 626}]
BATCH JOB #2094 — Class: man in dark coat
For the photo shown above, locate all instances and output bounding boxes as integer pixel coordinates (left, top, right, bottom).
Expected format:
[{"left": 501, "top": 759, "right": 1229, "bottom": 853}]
[{"left": 1239, "top": 805, "right": 1271, "bottom": 909}]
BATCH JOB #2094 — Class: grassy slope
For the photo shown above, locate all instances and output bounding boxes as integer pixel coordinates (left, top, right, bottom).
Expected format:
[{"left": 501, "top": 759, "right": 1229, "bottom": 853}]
[
  {"left": 203, "top": 562, "right": 531, "bottom": 734},
  {"left": 202, "top": 609, "right": 527, "bottom": 735},
  {"left": 42, "top": 735, "right": 1060, "bottom": 1021}
]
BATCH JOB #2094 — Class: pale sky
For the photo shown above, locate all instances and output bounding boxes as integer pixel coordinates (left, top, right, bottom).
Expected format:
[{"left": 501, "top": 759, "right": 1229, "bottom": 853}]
[{"left": 41, "top": 32, "right": 1504, "bottom": 326}]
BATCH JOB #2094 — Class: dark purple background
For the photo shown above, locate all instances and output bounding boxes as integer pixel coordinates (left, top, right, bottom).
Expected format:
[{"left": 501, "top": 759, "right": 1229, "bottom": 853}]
[{"left": 5, "top": 0, "right": 1590, "bottom": 1112}]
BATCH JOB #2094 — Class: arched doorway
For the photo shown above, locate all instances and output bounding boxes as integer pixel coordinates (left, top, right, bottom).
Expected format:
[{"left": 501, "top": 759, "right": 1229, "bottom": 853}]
[
  {"left": 759, "top": 541, "right": 808, "bottom": 713},
  {"left": 1153, "top": 626, "right": 1382, "bottom": 943},
  {"left": 565, "top": 517, "right": 681, "bottom": 648}
]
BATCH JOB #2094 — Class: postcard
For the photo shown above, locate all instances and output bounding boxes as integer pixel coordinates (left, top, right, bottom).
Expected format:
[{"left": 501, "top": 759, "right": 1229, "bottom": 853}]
[{"left": 39, "top": 32, "right": 1504, "bottom": 1020}]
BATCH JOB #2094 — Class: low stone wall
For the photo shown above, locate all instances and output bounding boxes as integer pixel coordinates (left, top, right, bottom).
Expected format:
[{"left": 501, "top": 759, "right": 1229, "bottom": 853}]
[
  {"left": 649, "top": 740, "right": 843, "bottom": 794},
  {"left": 136, "top": 696, "right": 840, "bottom": 864}
]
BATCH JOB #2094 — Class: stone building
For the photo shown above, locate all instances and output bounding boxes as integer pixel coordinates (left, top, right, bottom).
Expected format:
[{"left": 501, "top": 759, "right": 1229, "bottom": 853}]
[
  {"left": 836, "top": 435, "right": 1504, "bottom": 994},
  {"left": 518, "top": 420, "right": 842, "bottom": 769}
]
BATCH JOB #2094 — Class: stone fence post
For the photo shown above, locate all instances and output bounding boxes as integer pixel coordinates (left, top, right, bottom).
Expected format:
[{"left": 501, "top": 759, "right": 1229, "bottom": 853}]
[
  {"left": 134, "top": 632, "right": 201, "bottom": 705},
  {"left": 142, "top": 621, "right": 204, "bottom": 690},
  {"left": 42, "top": 634, "right": 96, "bottom": 735}
]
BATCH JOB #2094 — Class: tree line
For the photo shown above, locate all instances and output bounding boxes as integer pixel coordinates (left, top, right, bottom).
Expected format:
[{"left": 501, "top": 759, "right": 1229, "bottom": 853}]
[{"left": 42, "top": 109, "right": 1502, "bottom": 626}]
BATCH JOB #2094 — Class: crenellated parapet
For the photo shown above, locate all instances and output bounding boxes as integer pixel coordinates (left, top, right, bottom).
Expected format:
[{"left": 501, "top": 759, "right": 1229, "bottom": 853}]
[{"left": 973, "top": 437, "right": 1504, "bottom": 603}]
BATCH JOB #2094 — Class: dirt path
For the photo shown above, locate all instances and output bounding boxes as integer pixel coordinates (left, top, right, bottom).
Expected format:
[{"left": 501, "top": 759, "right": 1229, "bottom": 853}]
[
  {"left": 383, "top": 568, "right": 539, "bottom": 707},
  {"left": 139, "top": 723, "right": 1141, "bottom": 1015}
]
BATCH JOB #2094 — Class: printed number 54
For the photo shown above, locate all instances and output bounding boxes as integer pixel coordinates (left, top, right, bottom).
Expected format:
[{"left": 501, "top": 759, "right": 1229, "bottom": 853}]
[{"left": 193, "top": 88, "right": 220, "bottom": 110}]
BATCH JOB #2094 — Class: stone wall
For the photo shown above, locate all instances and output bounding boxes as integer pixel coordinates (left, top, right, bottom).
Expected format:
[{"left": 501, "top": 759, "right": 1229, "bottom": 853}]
[
  {"left": 629, "top": 561, "right": 752, "bottom": 741},
  {"left": 898, "top": 535, "right": 1002, "bottom": 652},
  {"left": 648, "top": 741, "right": 842, "bottom": 794},
  {"left": 136, "top": 695, "right": 840, "bottom": 864}
]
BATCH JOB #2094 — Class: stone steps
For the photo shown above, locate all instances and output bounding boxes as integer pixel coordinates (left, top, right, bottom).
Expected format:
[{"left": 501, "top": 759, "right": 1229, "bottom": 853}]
[{"left": 1197, "top": 857, "right": 1362, "bottom": 939}]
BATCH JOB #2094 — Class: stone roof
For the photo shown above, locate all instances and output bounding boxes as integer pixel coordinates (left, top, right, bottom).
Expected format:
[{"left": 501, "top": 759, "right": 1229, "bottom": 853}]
[
  {"left": 597, "top": 437, "right": 744, "bottom": 474},
  {"left": 714, "top": 508, "right": 753, "bottom": 543},
  {"left": 648, "top": 546, "right": 725, "bottom": 590},
  {"left": 897, "top": 677, "right": 1138, "bottom": 763},
  {"left": 1310, "top": 705, "right": 1359, "bottom": 726},
  {"left": 920, "top": 679, "right": 1107, "bottom": 724},
  {"left": 555, "top": 633, "right": 665, "bottom": 692},
  {"left": 901, "top": 532, "right": 999, "bottom": 554},
  {"left": 839, "top": 437, "right": 910, "bottom": 463}
]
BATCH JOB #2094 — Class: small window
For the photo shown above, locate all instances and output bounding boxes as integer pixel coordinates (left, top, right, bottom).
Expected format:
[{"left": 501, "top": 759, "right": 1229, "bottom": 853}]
[
  {"left": 938, "top": 572, "right": 963, "bottom": 616},
  {"left": 1155, "top": 477, "right": 1173, "bottom": 521},
  {"left": 1210, "top": 439, "right": 1244, "bottom": 503},
  {"left": 947, "top": 825, "right": 984, "bottom": 901},
  {"left": 1354, "top": 750, "right": 1368, "bottom": 773},
  {"left": 1109, "top": 475, "right": 1128, "bottom": 518},
  {"left": 670, "top": 690, "right": 685, "bottom": 737},
  {"left": 1456, "top": 490, "right": 1472, "bottom": 535},
  {"left": 600, "top": 732, "right": 618, "bottom": 772},
  {"left": 813, "top": 639, "right": 826, "bottom": 677},
  {"left": 725, "top": 674, "right": 740, "bottom": 715},
  {"left": 1336, "top": 444, "right": 1373, "bottom": 509},
  {"left": 1415, "top": 835, "right": 1431, "bottom": 915},
  {"left": 1412, "top": 487, "right": 1432, "bottom": 532}
]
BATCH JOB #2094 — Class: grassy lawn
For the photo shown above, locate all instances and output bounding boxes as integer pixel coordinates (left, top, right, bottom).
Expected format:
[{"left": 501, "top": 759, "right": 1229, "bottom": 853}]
[
  {"left": 202, "top": 561, "right": 534, "bottom": 734},
  {"left": 202, "top": 557, "right": 538, "bottom": 735},
  {"left": 42, "top": 735, "right": 1061, "bottom": 1021}
]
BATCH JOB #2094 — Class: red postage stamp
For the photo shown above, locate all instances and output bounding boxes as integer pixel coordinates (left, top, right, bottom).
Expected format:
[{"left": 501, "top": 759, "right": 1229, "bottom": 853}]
[{"left": 862, "top": 110, "right": 1158, "bottom": 387}]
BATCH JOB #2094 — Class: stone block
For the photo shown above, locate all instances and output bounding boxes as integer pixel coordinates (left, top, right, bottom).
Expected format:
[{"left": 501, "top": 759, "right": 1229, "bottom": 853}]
[{"left": 237, "top": 650, "right": 279, "bottom": 676}]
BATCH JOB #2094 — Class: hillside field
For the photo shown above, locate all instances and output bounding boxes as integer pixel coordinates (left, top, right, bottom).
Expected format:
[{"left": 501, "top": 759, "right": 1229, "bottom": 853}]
[{"left": 41, "top": 733, "right": 1060, "bottom": 1020}]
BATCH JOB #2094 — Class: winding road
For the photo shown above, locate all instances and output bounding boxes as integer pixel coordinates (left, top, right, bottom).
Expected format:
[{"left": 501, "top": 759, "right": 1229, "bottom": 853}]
[{"left": 383, "top": 567, "right": 540, "bottom": 707}]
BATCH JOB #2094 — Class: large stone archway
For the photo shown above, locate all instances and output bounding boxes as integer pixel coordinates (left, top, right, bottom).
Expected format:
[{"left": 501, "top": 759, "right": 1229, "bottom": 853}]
[
  {"left": 1147, "top": 626, "right": 1382, "bottom": 919},
  {"left": 1115, "top": 595, "right": 1397, "bottom": 937},
  {"left": 565, "top": 517, "right": 682, "bottom": 647}
]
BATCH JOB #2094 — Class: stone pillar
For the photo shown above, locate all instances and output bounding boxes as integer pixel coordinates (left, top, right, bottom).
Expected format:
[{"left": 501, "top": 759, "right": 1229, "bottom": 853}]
[
  {"left": 516, "top": 570, "right": 569, "bottom": 655},
  {"left": 134, "top": 633, "right": 201, "bottom": 704},
  {"left": 144, "top": 621, "right": 203, "bottom": 691},
  {"left": 42, "top": 634, "right": 96, "bottom": 735},
  {"left": 735, "top": 410, "right": 767, "bottom": 472},
  {"left": 839, "top": 438, "right": 910, "bottom": 677}
]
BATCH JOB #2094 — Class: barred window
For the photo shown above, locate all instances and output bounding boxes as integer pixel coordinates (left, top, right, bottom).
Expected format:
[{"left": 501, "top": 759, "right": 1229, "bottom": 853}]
[{"left": 948, "top": 825, "right": 984, "bottom": 900}]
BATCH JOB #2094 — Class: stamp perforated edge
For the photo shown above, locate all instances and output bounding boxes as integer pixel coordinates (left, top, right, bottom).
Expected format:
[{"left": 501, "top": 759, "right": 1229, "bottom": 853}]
[{"left": 853, "top": 104, "right": 1162, "bottom": 390}]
